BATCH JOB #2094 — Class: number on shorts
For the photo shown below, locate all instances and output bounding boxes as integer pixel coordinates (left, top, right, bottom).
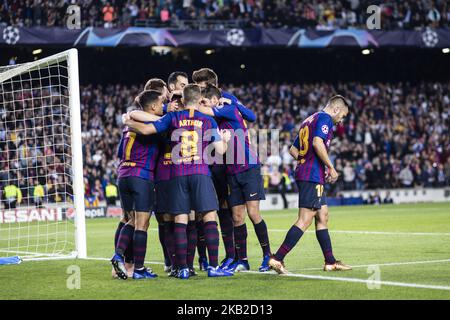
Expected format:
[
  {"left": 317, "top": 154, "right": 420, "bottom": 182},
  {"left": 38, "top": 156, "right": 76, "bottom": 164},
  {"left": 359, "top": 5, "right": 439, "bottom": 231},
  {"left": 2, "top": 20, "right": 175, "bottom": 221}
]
[{"left": 316, "top": 184, "right": 324, "bottom": 197}]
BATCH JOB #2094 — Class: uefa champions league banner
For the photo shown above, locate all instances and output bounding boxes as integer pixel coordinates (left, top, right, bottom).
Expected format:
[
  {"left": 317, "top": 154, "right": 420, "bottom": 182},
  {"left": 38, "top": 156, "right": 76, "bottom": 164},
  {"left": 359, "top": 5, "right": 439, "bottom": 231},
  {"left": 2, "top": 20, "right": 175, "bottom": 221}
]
[{"left": 1, "top": 26, "right": 450, "bottom": 48}]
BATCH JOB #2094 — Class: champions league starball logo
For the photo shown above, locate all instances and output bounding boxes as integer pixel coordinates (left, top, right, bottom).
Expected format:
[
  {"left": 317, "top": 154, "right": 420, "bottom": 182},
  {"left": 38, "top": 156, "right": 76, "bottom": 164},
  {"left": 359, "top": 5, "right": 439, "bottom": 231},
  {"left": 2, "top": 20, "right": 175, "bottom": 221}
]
[
  {"left": 3, "top": 26, "right": 20, "bottom": 45},
  {"left": 226, "top": 29, "right": 245, "bottom": 46},
  {"left": 422, "top": 29, "right": 439, "bottom": 47},
  {"left": 321, "top": 125, "right": 329, "bottom": 134}
]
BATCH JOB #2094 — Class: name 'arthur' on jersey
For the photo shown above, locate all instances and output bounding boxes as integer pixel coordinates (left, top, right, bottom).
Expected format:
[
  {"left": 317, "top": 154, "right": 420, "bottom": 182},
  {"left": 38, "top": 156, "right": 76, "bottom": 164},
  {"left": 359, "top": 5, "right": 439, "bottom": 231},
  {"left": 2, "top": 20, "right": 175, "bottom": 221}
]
[{"left": 293, "top": 111, "right": 334, "bottom": 184}]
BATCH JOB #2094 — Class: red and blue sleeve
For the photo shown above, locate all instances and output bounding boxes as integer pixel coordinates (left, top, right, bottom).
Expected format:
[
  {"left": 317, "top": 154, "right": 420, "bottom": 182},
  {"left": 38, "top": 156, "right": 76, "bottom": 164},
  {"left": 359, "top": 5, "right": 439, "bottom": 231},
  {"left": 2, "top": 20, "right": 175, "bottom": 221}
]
[
  {"left": 152, "top": 113, "right": 172, "bottom": 133},
  {"left": 314, "top": 115, "right": 333, "bottom": 140}
]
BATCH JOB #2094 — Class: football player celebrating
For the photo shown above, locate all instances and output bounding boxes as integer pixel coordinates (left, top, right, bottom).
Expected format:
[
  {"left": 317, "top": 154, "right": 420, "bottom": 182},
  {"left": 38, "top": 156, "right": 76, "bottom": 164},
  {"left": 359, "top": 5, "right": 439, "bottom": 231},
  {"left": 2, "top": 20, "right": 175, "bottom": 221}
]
[
  {"left": 195, "top": 80, "right": 271, "bottom": 273},
  {"left": 123, "top": 84, "right": 234, "bottom": 279},
  {"left": 269, "top": 95, "right": 352, "bottom": 274},
  {"left": 111, "top": 90, "right": 164, "bottom": 280}
]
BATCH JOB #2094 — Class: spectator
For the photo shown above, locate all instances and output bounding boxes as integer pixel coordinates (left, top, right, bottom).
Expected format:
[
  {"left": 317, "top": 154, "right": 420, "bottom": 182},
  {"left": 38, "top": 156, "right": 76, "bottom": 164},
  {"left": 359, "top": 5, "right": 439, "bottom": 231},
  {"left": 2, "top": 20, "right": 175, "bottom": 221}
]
[
  {"left": 160, "top": 6, "right": 170, "bottom": 23},
  {"left": 33, "top": 179, "right": 45, "bottom": 208},
  {"left": 383, "top": 191, "right": 394, "bottom": 204},
  {"left": 102, "top": 2, "right": 115, "bottom": 28},
  {"left": 105, "top": 179, "right": 118, "bottom": 206},
  {"left": 398, "top": 165, "right": 414, "bottom": 188},
  {"left": 343, "top": 160, "right": 356, "bottom": 190}
]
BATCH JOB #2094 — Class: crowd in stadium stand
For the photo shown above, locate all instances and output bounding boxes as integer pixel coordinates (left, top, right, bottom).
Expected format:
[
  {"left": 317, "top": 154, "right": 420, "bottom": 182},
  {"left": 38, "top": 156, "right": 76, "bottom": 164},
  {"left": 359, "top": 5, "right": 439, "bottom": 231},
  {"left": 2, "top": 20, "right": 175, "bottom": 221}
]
[
  {"left": 0, "top": 80, "right": 449, "bottom": 207},
  {"left": 1, "top": 0, "right": 449, "bottom": 30},
  {"left": 79, "top": 81, "right": 449, "bottom": 201},
  {"left": 0, "top": 83, "right": 72, "bottom": 208}
]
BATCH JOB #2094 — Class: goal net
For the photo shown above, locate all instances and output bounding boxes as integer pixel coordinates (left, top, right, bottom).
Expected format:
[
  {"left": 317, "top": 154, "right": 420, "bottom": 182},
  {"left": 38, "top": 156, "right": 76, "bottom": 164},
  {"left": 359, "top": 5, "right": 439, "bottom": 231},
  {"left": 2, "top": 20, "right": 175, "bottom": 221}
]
[{"left": 0, "top": 49, "right": 86, "bottom": 261}]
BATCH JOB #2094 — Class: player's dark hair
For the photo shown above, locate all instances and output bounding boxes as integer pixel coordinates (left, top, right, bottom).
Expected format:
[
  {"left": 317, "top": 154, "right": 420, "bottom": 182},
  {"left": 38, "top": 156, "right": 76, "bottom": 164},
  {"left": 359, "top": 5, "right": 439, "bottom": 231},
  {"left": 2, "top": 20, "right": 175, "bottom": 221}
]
[
  {"left": 327, "top": 95, "right": 349, "bottom": 109},
  {"left": 135, "top": 90, "right": 161, "bottom": 111},
  {"left": 201, "top": 84, "right": 221, "bottom": 99},
  {"left": 183, "top": 84, "right": 202, "bottom": 106},
  {"left": 168, "top": 71, "right": 188, "bottom": 87},
  {"left": 144, "top": 78, "right": 167, "bottom": 93},
  {"left": 192, "top": 68, "right": 218, "bottom": 86}
]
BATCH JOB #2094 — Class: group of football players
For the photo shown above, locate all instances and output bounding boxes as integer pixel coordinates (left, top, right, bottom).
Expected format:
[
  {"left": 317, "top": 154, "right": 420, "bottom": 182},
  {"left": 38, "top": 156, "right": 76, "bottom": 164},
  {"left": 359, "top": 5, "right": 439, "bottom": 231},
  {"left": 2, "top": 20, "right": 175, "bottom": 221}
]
[{"left": 110, "top": 68, "right": 352, "bottom": 280}]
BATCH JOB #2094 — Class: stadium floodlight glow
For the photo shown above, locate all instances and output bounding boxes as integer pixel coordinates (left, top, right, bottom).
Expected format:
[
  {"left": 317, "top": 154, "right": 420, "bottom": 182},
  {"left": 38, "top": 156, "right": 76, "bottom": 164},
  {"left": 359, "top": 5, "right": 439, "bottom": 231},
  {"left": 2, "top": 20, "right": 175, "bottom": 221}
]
[
  {"left": 362, "top": 49, "right": 371, "bottom": 55},
  {"left": 151, "top": 46, "right": 172, "bottom": 55},
  {"left": 205, "top": 49, "right": 215, "bottom": 55},
  {"left": 443, "top": 48, "right": 450, "bottom": 54},
  {"left": 240, "top": 64, "right": 246, "bottom": 69},
  {"left": 32, "top": 49, "right": 42, "bottom": 55}
]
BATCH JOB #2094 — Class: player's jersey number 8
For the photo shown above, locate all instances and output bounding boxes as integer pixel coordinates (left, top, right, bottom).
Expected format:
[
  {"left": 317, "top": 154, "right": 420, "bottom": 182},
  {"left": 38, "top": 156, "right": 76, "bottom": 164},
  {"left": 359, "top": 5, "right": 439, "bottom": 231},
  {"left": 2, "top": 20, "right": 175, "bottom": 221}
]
[
  {"left": 181, "top": 130, "right": 199, "bottom": 157},
  {"left": 299, "top": 126, "right": 309, "bottom": 157}
]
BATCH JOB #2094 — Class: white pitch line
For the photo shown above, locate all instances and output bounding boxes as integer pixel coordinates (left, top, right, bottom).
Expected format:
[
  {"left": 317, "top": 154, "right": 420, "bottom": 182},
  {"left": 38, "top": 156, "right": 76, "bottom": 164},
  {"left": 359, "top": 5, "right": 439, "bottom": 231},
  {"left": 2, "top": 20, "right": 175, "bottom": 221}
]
[
  {"left": 243, "top": 270, "right": 450, "bottom": 291},
  {"left": 291, "top": 258, "right": 450, "bottom": 271},
  {"left": 265, "top": 229, "right": 450, "bottom": 236},
  {"left": 84, "top": 256, "right": 450, "bottom": 291},
  {"left": 85, "top": 256, "right": 165, "bottom": 265},
  {"left": 91, "top": 229, "right": 450, "bottom": 236}
]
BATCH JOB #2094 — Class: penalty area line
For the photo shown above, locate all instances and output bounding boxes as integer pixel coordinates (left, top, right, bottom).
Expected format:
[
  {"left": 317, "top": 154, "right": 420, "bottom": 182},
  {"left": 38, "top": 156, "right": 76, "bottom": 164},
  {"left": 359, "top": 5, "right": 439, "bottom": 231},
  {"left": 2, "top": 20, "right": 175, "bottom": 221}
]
[{"left": 243, "top": 270, "right": 450, "bottom": 291}]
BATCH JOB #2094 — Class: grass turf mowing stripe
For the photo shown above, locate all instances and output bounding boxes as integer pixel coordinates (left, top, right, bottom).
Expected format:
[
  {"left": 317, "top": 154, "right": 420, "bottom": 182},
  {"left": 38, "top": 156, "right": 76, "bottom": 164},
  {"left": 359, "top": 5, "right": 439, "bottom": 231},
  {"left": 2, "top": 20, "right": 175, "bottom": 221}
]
[
  {"left": 83, "top": 256, "right": 450, "bottom": 291},
  {"left": 243, "top": 270, "right": 450, "bottom": 291}
]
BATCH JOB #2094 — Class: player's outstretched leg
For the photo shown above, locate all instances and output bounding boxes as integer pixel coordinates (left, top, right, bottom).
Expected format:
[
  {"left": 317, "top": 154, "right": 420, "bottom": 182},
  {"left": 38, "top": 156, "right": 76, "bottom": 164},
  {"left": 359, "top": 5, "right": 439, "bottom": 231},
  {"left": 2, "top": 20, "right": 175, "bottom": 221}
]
[
  {"left": 202, "top": 211, "right": 233, "bottom": 277},
  {"left": 196, "top": 218, "right": 209, "bottom": 271},
  {"left": 163, "top": 219, "right": 177, "bottom": 276},
  {"left": 174, "top": 214, "right": 190, "bottom": 280},
  {"left": 112, "top": 218, "right": 128, "bottom": 279},
  {"left": 315, "top": 206, "right": 351, "bottom": 271},
  {"left": 156, "top": 214, "right": 171, "bottom": 272},
  {"left": 111, "top": 214, "right": 135, "bottom": 280},
  {"left": 230, "top": 213, "right": 250, "bottom": 272},
  {"left": 218, "top": 206, "right": 236, "bottom": 270},
  {"left": 247, "top": 201, "right": 271, "bottom": 272},
  {"left": 132, "top": 211, "right": 158, "bottom": 279},
  {"left": 187, "top": 219, "right": 198, "bottom": 276},
  {"left": 269, "top": 207, "right": 315, "bottom": 274}
]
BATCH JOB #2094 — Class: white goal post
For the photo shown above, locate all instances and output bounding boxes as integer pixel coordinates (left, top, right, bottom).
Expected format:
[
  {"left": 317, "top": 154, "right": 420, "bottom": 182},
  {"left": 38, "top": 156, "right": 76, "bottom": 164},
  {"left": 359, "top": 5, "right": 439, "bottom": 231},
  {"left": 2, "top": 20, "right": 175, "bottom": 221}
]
[{"left": 0, "top": 49, "right": 86, "bottom": 261}]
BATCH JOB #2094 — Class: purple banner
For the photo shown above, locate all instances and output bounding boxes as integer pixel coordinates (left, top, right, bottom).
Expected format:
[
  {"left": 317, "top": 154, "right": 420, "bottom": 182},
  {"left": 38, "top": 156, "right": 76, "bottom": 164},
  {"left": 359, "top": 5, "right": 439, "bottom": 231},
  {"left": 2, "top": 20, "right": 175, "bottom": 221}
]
[{"left": 1, "top": 27, "right": 449, "bottom": 48}]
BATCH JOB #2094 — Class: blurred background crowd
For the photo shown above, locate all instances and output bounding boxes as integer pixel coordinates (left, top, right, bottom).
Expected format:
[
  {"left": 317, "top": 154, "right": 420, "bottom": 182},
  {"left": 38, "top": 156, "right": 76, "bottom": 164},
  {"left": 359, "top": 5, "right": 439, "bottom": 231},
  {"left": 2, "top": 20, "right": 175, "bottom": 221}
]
[
  {"left": 1, "top": 0, "right": 449, "bottom": 30},
  {"left": 78, "top": 81, "right": 449, "bottom": 201},
  {"left": 1, "top": 80, "right": 449, "bottom": 207}
]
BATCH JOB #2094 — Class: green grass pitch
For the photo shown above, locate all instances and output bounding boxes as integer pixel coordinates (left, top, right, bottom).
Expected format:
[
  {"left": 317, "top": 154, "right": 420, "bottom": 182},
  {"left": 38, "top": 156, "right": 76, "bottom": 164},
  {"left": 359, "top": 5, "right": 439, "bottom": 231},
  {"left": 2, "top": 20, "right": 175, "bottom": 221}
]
[{"left": 1, "top": 202, "right": 450, "bottom": 300}]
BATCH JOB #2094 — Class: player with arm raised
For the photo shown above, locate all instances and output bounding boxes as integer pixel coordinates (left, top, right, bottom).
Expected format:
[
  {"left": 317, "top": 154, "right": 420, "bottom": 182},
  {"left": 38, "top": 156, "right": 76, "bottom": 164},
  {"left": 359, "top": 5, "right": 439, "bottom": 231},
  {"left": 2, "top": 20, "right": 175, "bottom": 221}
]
[
  {"left": 111, "top": 90, "right": 165, "bottom": 280},
  {"left": 123, "top": 84, "right": 234, "bottom": 280},
  {"left": 269, "top": 95, "right": 352, "bottom": 274}
]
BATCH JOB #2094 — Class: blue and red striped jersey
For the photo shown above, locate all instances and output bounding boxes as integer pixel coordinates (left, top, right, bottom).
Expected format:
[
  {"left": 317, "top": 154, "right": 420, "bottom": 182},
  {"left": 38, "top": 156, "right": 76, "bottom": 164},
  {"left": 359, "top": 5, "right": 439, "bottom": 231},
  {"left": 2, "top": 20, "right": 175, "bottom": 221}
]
[
  {"left": 293, "top": 111, "right": 334, "bottom": 184},
  {"left": 155, "top": 134, "right": 172, "bottom": 182},
  {"left": 212, "top": 103, "right": 259, "bottom": 175},
  {"left": 117, "top": 127, "right": 160, "bottom": 181},
  {"left": 153, "top": 108, "right": 221, "bottom": 178}
]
